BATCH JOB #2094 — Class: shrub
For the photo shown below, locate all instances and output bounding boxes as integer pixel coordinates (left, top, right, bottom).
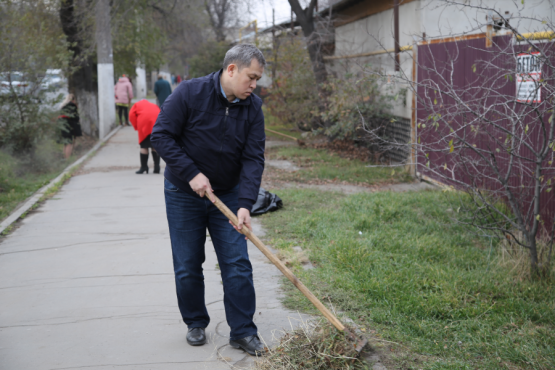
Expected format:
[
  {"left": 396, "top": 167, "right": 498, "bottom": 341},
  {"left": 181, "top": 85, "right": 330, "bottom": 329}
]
[
  {"left": 0, "top": 87, "right": 61, "bottom": 156},
  {"left": 317, "top": 74, "right": 394, "bottom": 142},
  {"left": 264, "top": 36, "right": 319, "bottom": 131},
  {"left": 265, "top": 37, "right": 395, "bottom": 142},
  {"left": 0, "top": 0, "right": 70, "bottom": 156}
]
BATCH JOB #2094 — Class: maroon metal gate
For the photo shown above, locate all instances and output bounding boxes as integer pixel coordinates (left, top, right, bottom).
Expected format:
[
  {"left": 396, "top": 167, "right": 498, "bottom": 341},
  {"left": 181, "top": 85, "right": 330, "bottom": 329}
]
[{"left": 416, "top": 33, "right": 555, "bottom": 229}]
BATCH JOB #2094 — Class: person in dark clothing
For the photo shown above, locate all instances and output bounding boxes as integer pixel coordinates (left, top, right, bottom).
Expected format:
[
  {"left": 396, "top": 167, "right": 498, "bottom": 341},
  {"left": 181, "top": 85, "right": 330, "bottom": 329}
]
[
  {"left": 153, "top": 75, "right": 172, "bottom": 107},
  {"left": 151, "top": 44, "right": 267, "bottom": 356},
  {"left": 58, "top": 93, "right": 82, "bottom": 159}
]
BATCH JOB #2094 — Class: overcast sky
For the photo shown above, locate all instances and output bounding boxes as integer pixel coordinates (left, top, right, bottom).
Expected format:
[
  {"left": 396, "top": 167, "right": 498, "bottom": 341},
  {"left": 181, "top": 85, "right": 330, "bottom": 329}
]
[
  {"left": 240, "top": 0, "right": 291, "bottom": 30},
  {"left": 240, "top": 0, "right": 330, "bottom": 30}
]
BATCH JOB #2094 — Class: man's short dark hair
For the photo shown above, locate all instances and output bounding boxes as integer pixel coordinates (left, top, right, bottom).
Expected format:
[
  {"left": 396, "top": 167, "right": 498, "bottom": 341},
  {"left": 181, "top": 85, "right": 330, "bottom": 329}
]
[{"left": 222, "top": 44, "right": 266, "bottom": 71}]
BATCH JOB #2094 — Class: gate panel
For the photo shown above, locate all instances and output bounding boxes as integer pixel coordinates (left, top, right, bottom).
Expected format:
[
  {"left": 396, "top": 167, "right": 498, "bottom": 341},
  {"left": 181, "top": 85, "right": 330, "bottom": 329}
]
[{"left": 416, "top": 35, "right": 555, "bottom": 230}]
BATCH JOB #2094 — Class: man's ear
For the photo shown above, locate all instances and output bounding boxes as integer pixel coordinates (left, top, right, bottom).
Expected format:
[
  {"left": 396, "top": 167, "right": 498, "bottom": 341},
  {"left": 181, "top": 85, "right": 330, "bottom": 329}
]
[{"left": 227, "top": 64, "right": 236, "bottom": 77}]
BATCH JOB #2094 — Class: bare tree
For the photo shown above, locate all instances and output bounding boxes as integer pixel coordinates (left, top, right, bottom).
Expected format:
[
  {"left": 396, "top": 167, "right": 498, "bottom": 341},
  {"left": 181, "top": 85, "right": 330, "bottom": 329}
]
[
  {"left": 59, "top": 0, "right": 208, "bottom": 136},
  {"left": 144, "top": 0, "right": 207, "bottom": 58},
  {"left": 159, "top": 0, "right": 207, "bottom": 69},
  {"left": 288, "top": 0, "right": 327, "bottom": 86},
  {"left": 204, "top": 0, "right": 236, "bottom": 42},
  {"left": 59, "top": 0, "right": 99, "bottom": 136},
  {"left": 371, "top": 2, "right": 555, "bottom": 277}
]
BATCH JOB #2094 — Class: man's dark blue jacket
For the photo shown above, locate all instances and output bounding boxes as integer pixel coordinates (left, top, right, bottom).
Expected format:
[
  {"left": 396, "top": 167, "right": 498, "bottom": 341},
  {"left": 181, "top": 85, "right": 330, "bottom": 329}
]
[{"left": 150, "top": 70, "right": 265, "bottom": 211}]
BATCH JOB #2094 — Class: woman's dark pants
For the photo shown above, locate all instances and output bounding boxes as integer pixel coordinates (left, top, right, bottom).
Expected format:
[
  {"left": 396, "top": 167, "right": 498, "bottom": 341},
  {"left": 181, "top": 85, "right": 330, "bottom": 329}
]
[
  {"left": 117, "top": 105, "right": 128, "bottom": 125},
  {"left": 163, "top": 178, "right": 257, "bottom": 341}
]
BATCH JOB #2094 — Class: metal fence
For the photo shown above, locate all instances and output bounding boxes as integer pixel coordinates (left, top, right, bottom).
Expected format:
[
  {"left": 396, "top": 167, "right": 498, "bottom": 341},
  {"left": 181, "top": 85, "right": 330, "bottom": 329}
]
[{"left": 416, "top": 33, "right": 555, "bottom": 228}]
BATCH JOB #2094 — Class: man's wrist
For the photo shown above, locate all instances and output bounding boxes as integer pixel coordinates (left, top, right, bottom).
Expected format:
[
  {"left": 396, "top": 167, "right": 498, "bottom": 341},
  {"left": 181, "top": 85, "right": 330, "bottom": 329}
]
[
  {"left": 185, "top": 168, "right": 201, "bottom": 183},
  {"left": 238, "top": 198, "right": 254, "bottom": 211}
]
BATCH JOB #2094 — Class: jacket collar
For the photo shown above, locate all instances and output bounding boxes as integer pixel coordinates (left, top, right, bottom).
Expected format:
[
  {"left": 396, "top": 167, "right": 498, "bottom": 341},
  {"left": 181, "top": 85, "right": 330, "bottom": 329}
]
[{"left": 213, "top": 69, "right": 251, "bottom": 107}]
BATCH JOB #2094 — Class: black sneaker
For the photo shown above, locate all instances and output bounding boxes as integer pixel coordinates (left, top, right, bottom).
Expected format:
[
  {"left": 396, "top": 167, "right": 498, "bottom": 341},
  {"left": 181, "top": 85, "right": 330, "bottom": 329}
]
[
  {"left": 229, "top": 335, "right": 267, "bottom": 356},
  {"left": 186, "top": 327, "right": 206, "bottom": 346}
]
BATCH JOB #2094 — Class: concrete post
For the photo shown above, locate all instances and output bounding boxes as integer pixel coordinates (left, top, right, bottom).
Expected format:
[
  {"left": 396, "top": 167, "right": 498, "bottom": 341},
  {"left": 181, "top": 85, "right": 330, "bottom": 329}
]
[
  {"left": 95, "top": 0, "right": 116, "bottom": 139},
  {"left": 394, "top": 0, "right": 400, "bottom": 71},
  {"left": 135, "top": 65, "right": 147, "bottom": 99}
]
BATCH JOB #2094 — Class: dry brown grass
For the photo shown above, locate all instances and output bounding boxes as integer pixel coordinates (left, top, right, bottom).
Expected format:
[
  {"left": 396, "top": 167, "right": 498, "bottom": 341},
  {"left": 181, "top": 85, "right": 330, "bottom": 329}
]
[
  {"left": 498, "top": 233, "right": 554, "bottom": 280},
  {"left": 254, "top": 318, "right": 368, "bottom": 370},
  {"left": 275, "top": 247, "right": 310, "bottom": 268}
]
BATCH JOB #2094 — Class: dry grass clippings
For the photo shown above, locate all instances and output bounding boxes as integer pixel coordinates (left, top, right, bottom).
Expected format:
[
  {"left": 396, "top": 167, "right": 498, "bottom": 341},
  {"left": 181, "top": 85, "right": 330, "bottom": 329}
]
[{"left": 255, "top": 319, "right": 368, "bottom": 370}]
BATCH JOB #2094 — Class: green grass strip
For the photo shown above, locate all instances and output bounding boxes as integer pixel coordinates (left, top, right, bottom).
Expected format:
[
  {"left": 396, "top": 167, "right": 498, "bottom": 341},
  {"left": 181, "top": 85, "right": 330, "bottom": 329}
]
[
  {"left": 258, "top": 188, "right": 555, "bottom": 370},
  {"left": 267, "top": 146, "right": 413, "bottom": 185}
]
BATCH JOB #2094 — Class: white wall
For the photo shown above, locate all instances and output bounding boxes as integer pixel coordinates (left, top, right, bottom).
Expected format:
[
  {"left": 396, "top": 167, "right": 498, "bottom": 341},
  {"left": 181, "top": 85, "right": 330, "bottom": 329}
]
[
  {"left": 332, "top": 0, "right": 554, "bottom": 62},
  {"left": 333, "top": 0, "right": 554, "bottom": 60},
  {"left": 334, "top": 1, "right": 421, "bottom": 58},
  {"left": 329, "top": 0, "right": 554, "bottom": 119},
  {"left": 330, "top": 1, "right": 421, "bottom": 119},
  {"left": 421, "top": 0, "right": 554, "bottom": 39}
]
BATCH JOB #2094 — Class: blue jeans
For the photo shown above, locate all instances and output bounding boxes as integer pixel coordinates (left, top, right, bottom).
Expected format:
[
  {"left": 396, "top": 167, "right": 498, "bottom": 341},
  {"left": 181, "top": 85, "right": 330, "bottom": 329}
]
[{"left": 163, "top": 178, "right": 257, "bottom": 340}]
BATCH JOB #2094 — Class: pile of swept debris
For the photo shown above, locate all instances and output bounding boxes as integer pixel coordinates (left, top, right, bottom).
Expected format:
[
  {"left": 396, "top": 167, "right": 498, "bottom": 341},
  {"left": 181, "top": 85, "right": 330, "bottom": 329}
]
[{"left": 255, "top": 319, "right": 369, "bottom": 370}]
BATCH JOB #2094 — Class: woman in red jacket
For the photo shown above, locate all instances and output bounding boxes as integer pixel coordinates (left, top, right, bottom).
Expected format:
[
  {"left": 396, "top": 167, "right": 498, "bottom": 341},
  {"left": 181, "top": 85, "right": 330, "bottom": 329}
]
[{"left": 129, "top": 99, "right": 161, "bottom": 174}]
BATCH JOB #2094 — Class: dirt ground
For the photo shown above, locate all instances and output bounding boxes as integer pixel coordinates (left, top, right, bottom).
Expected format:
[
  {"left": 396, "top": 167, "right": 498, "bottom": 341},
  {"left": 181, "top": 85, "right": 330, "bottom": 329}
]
[{"left": 261, "top": 138, "right": 434, "bottom": 194}]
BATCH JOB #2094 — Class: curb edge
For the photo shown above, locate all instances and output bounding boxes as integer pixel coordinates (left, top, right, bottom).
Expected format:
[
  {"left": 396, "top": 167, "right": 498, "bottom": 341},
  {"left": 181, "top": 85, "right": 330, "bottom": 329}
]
[{"left": 0, "top": 126, "right": 122, "bottom": 235}]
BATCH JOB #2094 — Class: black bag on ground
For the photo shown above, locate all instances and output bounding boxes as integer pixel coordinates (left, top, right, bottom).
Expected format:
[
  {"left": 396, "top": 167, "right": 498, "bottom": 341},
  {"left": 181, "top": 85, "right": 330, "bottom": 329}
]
[{"left": 251, "top": 188, "right": 283, "bottom": 216}]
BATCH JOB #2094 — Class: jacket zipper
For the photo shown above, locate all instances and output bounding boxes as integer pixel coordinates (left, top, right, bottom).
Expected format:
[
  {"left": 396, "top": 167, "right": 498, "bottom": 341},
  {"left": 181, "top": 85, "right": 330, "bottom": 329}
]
[
  {"left": 215, "top": 107, "right": 229, "bottom": 178},
  {"left": 219, "top": 107, "right": 228, "bottom": 154}
]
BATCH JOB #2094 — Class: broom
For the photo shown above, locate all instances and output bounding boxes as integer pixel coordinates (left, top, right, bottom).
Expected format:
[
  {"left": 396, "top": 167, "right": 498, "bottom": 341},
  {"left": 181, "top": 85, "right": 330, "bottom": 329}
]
[{"left": 211, "top": 193, "right": 368, "bottom": 353}]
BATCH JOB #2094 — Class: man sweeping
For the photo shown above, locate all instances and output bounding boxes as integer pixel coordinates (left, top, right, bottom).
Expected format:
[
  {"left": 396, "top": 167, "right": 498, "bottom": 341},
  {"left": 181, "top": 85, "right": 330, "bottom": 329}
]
[{"left": 151, "top": 44, "right": 266, "bottom": 356}]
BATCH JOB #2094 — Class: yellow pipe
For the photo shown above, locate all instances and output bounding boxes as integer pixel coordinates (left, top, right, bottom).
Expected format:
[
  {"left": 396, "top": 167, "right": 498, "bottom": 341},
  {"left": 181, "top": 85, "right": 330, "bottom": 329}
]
[
  {"left": 238, "top": 20, "right": 257, "bottom": 44},
  {"left": 324, "top": 45, "right": 412, "bottom": 60},
  {"left": 265, "top": 128, "right": 299, "bottom": 142},
  {"left": 516, "top": 31, "right": 554, "bottom": 41},
  {"left": 324, "top": 31, "right": 552, "bottom": 61}
]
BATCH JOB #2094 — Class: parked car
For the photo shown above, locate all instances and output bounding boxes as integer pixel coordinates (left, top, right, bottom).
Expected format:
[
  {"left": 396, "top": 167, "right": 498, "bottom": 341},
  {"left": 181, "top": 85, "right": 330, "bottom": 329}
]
[
  {"left": 0, "top": 72, "right": 32, "bottom": 96},
  {"left": 41, "top": 69, "right": 65, "bottom": 90}
]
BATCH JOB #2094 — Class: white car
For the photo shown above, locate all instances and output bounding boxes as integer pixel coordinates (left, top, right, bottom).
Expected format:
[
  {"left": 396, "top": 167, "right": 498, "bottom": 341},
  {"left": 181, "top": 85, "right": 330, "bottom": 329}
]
[
  {"left": 41, "top": 69, "right": 65, "bottom": 90},
  {"left": 0, "top": 72, "right": 32, "bottom": 95}
]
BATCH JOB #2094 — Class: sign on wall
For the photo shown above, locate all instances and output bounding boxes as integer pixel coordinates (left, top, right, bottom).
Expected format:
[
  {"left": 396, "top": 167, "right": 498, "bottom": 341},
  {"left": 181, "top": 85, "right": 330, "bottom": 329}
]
[{"left": 516, "top": 52, "right": 542, "bottom": 103}]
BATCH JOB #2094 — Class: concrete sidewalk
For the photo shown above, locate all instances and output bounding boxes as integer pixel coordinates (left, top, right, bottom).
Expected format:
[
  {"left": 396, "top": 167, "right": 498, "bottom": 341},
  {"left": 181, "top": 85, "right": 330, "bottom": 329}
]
[{"left": 0, "top": 127, "right": 305, "bottom": 370}]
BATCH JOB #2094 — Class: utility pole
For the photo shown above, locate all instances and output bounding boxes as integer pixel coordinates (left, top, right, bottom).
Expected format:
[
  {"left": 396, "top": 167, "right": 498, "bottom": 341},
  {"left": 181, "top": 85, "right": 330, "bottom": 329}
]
[
  {"left": 272, "top": 9, "right": 277, "bottom": 86},
  {"left": 95, "top": 0, "right": 116, "bottom": 139},
  {"left": 394, "top": 0, "right": 400, "bottom": 72},
  {"left": 135, "top": 11, "right": 147, "bottom": 99},
  {"left": 135, "top": 65, "right": 147, "bottom": 99}
]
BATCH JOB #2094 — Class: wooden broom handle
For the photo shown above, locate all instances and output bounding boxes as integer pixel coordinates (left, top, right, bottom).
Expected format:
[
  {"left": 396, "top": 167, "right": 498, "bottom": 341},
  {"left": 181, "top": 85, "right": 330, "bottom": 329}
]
[{"left": 210, "top": 194, "right": 346, "bottom": 332}]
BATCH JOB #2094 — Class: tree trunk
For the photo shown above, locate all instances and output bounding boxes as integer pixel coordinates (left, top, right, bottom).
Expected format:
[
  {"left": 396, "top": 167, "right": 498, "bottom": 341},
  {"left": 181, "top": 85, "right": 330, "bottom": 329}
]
[
  {"left": 288, "top": 0, "right": 327, "bottom": 86},
  {"left": 529, "top": 159, "right": 542, "bottom": 277},
  {"left": 305, "top": 33, "right": 328, "bottom": 86},
  {"left": 95, "top": 0, "right": 116, "bottom": 139},
  {"left": 205, "top": 0, "right": 228, "bottom": 43},
  {"left": 529, "top": 236, "right": 540, "bottom": 277},
  {"left": 60, "top": 0, "right": 99, "bottom": 137},
  {"left": 71, "top": 57, "right": 98, "bottom": 137}
]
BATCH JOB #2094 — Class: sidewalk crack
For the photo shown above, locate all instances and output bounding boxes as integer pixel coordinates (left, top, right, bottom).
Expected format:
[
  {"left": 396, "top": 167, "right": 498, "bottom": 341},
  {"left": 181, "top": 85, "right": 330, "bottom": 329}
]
[{"left": 0, "top": 237, "right": 145, "bottom": 256}]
